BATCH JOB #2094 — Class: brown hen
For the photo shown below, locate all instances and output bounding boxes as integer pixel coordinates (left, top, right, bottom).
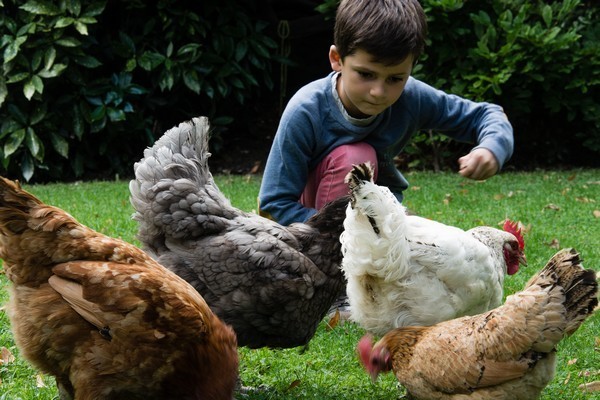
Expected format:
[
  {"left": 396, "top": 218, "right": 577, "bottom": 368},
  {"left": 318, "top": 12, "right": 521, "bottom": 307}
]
[
  {"left": 0, "top": 177, "right": 238, "bottom": 400},
  {"left": 358, "top": 248, "right": 598, "bottom": 400}
]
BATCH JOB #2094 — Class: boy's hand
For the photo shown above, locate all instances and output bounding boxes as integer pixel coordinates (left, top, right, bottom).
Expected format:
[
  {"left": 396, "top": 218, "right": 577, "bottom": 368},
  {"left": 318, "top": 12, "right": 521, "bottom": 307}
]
[{"left": 458, "top": 148, "right": 499, "bottom": 180}]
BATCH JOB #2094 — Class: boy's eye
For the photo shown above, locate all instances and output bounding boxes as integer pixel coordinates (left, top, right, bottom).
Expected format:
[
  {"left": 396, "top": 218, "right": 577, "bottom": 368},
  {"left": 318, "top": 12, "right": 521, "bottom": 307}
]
[
  {"left": 388, "top": 76, "right": 406, "bottom": 84},
  {"left": 357, "top": 71, "right": 373, "bottom": 79}
]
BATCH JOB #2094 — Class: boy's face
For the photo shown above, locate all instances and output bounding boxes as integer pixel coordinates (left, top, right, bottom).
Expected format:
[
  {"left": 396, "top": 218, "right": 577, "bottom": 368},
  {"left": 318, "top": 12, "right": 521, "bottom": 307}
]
[{"left": 329, "top": 46, "right": 413, "bottom": 118}]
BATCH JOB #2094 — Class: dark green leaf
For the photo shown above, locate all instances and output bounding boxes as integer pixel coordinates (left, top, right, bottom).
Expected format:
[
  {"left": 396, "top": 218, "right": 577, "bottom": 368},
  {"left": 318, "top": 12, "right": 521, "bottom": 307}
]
[
  {"left": 72, "top": 104, "right": 84, "bottom": 140},
  {"left": 20, "top": 153, "right": 34, "bottom": 182},
  {"left": 23, "top": 78, "right": 35, "bottom": 100},
  {"left": 6, "top": 72, "right": 29, "bottom": 84},
  {"left": 138, "top": 51, "right": 165, "bottom": 71},
  {"left": 234, "top": 41, "right": 248, "bottom": 62},
  {"left": 74, "top": 22, "right": 88, "bottom": 35},
  {"left": 30, "top": 103, "right": 47, "bottom": 125},
  {"left": 50, "top": 132, "right": 69, "bottom": 158},
  {"left": 0, "top": 78, "right": 6, "bottom": 107},
  {"left": 31, "top": 49, "right": 43, "bottom": 71},
  {"left": 25, "top": 127, "right": 44, "bottom": 161},
  {"left": 183, "top": 70, "right": 201, "bottom": 94},
  {"left": 72, "top": 55, "right": 102, "bottom": 68},
  {"left": 55, "top": 17, "right": 75, "bottom": 28},
  {"left": 4, "top": 129, "right": 25, "bottom": 157},
  {"left": 82, "top": 2, "right": 106, "bottom": 17},
  {"left": 19, "top": 0, "right": 61, "bottom": 16},
  {"left": 31, "top": 75, "right": 43, "bottom": 93},
  {"left": 106, "top": 107, "right": 125, "bottom": 121},
  {"left": 67, "top": 0, "right": 82, "bottom": 16},
  {"left": 0, "top": 120, "right": 21, "bottom": 139},
  {"left": 38, "top": 63, "right": 67, "bottom": 78},
  {"left": 541, "top": 5, "right": 552, "bottom": 28},
  {"left": 126, "top": 84, "right": 147, "bottom": 95},
  {"left": 55, "top": 37, "right": 81, "bottom": 47},
  {"left": 44, "top": 46, "right": 56, "bottom": 70},
  {"left": 4, "top": 37, "right": 26, "bottom": 63},
  {"left": 90, "top": 105, "right": 106, "bottom": 122}
]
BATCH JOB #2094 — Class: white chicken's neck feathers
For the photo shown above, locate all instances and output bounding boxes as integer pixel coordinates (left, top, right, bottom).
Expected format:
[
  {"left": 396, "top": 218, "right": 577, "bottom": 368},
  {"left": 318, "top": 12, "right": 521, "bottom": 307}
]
[
  {"left": 341, "top": 167, "right": 517, "bottom": 335},
  {"left": 342, "top": 180, "right": 412, "bottom": 283}
]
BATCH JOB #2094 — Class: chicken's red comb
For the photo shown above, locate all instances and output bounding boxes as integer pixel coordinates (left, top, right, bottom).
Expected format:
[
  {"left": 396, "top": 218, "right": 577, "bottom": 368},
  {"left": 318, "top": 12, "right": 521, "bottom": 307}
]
[
  {"left": 503, "top": 219, "right": 525, "bottom": 249},
  {"left": 357, "top": 335, "right": 374, "bottom": 369}
]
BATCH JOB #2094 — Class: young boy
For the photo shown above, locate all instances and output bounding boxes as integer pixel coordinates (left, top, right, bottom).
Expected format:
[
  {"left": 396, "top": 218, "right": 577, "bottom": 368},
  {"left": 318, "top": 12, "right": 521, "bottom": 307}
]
[{"left": 259, "top": 0, "right": 514, "bottom": 226}]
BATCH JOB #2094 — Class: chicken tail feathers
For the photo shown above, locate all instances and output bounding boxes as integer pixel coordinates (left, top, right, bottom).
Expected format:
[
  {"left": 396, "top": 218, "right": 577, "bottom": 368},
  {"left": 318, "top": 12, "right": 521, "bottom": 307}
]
[
  {"left": 0, "top": 176, "right": 103, "bottom": 279},
  {"left": 0, "top": 177, "right": 41, "bottom": 235},
  {"left": 130, "top": 117, "right": 234, "bottom": 253},
  {"left": 527, "top": 248, "right": 598, "bottom": 336}
]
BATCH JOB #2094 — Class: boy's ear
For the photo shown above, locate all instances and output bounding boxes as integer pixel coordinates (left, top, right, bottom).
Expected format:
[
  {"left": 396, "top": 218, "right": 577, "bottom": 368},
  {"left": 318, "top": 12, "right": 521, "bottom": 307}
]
[{"left": 329, "top": 45, "right": 343, "bottom": 72}]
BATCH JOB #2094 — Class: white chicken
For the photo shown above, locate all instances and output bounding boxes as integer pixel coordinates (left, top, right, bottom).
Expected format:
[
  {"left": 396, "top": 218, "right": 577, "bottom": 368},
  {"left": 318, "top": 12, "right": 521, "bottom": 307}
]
[{"left": 340, "top": 162, "right": 526, "bottom": 335}]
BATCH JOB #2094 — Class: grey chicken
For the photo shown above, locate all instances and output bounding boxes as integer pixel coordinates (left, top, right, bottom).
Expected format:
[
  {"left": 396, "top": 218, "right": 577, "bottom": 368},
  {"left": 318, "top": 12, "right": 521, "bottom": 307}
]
[{"left": 129, "top": 116, "right": 348, "bottom": 348}]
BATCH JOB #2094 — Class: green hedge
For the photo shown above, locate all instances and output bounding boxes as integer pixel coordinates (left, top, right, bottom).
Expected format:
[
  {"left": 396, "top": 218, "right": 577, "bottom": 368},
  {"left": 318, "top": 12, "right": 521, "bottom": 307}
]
[
  {"left": 415, "top": 0, "right": 600, "bottom": 169},
  {"left": 1, "top": 0, "right": 599, "bottom": 181},
  {"left": 0, "top": 0, "right": 279, "bottom": 181},
  {"left": 318, "top": 0, "right": 599, "bottom": 169}
]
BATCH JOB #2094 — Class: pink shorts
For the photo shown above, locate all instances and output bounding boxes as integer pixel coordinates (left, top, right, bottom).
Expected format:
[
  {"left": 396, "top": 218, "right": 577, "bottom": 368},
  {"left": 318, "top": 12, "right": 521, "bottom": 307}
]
[{"left": 300, "top": 142, "right": 378, "bottom": 210}]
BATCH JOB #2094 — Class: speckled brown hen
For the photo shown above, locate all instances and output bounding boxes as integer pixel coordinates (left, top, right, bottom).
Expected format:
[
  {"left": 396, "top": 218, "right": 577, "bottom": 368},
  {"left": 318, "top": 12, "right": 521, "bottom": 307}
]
[
  {"left": 129, "top": 117, "right": 348, "bottom": 349},
  {"left": 0, "top": 177, "right": 238, "bottom": 400},
  {"left": 358, "top": 248, "right": 598, "bottom": 400}
]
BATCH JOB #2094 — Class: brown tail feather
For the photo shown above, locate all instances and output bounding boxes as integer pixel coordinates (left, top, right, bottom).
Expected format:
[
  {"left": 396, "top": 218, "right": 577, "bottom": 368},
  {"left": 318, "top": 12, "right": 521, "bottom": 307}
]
[
  {"left": 528, "top": 248, "right": 598, "bottom": 336},
  {"left": 0, "top": 177, "right": 43, "bottom": 234}
]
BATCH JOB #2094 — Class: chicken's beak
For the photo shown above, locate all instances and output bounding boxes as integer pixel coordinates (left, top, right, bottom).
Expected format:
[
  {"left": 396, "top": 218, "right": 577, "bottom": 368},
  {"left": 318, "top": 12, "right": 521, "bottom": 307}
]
[
  {"left": 369, "top": 370, "right": 380, "bottom": 382},
  {"left": 519, "top": 252, "right": 528, "bottom": 267}
]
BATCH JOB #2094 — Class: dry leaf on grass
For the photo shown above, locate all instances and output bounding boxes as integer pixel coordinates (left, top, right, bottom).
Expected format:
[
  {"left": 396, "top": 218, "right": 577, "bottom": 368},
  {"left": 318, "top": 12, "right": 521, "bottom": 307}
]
[
  {"left": 543, "top": 203, "right": 561, "bottom": 211},
  {"left": 443, "top": 194, "right": 452, "bottom": 205},
  {"left": 579, "top": 381, "right": 600, "bottom": 392},
  {"left": 287, "top": 379, "right": 301, "bottom": 390},
  {"left": 576, "top": 197, "right": 595, "bottom": 203},
  {"left": 1, "top": 347, "right": 15, "bottom": 365},
  {"left": 326, "top": 309, "right": 340, "bottom": 331},
  {"left": 593, "top": 210, "right": 600, "bottom": 218},
  {"left": 548, "top": 238, "right": 561, "bottom": 249},
  {"left": 36, "top": 374, "right": 47, "bottom": 388},
  {"left": 568, "top": 358, "right": 578, "bottom": 365}
]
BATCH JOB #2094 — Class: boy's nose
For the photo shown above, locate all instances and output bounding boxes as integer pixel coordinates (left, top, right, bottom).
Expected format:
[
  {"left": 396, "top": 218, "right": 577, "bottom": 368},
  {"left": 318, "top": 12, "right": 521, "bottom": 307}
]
[{"left": 369, "top": 82, "right": 386, "bottom": 98}]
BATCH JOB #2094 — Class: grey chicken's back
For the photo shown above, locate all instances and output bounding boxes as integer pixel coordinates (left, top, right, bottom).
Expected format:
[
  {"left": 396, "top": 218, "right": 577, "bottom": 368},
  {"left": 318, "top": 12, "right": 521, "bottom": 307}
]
[{"left": 130, "top": 117, "right": 348, "bottom": 348}]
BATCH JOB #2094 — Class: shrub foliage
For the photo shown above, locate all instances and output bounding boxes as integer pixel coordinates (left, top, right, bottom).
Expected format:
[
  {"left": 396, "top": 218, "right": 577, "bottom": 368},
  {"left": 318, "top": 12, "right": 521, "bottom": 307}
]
[
  {"left": 0, "top": 0, "right": 598, "bottom": 181},
  {"left": 416, "top": 0, "right": 600, "bottom": 169},
  {"left": 0, "top": 0, "right": 278, "bottom": 181}
]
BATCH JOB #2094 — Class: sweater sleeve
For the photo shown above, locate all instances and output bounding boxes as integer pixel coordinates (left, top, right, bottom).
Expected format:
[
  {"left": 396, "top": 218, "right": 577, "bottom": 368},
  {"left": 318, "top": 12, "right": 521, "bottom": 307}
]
[
  {"left": 407, "top": 79, "right": 514, "bottom": 169},
  {"left": 258, "top": 97, "right": 320, "bottom": 225}
]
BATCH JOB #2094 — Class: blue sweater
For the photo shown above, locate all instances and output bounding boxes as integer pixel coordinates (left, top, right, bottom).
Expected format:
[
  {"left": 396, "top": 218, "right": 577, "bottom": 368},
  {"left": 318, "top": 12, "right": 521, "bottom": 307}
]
[{"left": 259, "top": 72, "right": 514, "bottom": 225}]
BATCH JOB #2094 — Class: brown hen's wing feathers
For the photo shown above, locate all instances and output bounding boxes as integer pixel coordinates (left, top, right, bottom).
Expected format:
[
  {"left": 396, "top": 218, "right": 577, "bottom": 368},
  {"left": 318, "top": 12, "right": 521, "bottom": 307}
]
[
  {"left": 387, "top": 248, "right": 597, "bottom": 395},
  {"left": 50, "top": 260, "right": 213, "bottom": 342}
]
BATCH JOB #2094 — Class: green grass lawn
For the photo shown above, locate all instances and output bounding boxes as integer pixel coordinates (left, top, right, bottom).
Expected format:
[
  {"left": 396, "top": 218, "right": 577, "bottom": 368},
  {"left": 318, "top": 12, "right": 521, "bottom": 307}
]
[{"left": 1, "top": 170, "right": 599, "bottom": 399}]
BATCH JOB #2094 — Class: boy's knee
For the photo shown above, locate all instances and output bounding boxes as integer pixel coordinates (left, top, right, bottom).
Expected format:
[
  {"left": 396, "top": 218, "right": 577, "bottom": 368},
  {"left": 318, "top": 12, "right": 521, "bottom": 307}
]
[{"left": 331, "top": 142, "right": 377, "bottom": 167}]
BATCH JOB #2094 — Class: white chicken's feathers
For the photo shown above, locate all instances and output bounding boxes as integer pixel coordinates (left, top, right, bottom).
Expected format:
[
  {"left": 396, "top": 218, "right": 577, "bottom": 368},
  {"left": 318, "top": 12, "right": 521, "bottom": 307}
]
[{"left": 341, "top": 162, "right": 521, "bottom": 335}]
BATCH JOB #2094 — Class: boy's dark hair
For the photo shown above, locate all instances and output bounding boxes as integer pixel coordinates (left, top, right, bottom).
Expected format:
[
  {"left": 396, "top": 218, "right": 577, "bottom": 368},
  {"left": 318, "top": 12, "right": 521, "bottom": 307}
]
[{"left": 334, "top": 0, "right": 427, "bottom": 65}]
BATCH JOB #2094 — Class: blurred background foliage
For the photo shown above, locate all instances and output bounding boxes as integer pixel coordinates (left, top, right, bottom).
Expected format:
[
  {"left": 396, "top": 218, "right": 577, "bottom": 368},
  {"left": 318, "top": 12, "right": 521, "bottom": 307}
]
[{"left": 0, "top": 0, "right": 598, "bottom": 181}]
